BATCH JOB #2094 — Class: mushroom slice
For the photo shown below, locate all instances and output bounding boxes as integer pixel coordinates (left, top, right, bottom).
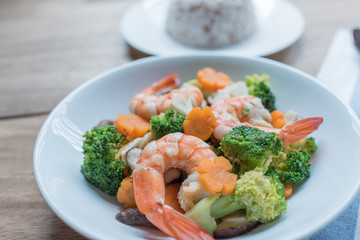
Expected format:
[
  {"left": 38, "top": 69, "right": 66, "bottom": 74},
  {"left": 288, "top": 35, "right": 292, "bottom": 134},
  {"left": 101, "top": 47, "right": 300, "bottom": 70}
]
[
  {"left": 116, "top": 208, "right": 153, "bottom": 227},
  {"left": 138, "top": 132, "right": 153, "bottom": 149},
  {"left": 119, "top": 132, "right": 153, "bottom": 169},
  {"left": 116, "top": 138, "right": 142, "bottom": 161},
  {"left": 125, "top": 148, "right": 142, "bottom": 170},
  {"left": 214, "top": 211, "right": 261, "bottom": 238}
]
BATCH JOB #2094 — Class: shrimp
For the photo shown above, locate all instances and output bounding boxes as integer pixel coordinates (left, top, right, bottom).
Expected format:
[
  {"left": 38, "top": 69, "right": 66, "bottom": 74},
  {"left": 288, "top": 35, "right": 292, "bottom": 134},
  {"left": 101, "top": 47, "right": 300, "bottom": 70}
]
[
  {"left": 207, "top": 81, "right": 249, "bottom": 104},
  {"left": 129, "top": 74, "right": 204, "bottom": 120},
  {"left": 211, "top": 96, "right": 272, "bottom": 140},
  {"left": 210, "top": 96, "right": 323, "bottom": 146},
  {"left": 132, "top": 133, "right": 216, "bottom": 240},
  {"left": 257, "top": 117, "right": 323, "bottom": 147}
]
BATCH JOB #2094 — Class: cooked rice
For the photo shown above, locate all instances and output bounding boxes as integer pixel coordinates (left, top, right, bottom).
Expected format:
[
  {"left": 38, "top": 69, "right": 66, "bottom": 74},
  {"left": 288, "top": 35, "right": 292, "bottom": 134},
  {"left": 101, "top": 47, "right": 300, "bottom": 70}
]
[{"left": 166, "top": 0, "right": 257, "bottom": 48}]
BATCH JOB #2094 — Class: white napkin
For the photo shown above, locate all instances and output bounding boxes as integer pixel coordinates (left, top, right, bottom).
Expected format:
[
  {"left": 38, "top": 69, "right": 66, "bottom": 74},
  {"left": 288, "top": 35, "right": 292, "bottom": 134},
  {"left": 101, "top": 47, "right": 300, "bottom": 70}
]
[{"left": 317, "top": 29, "right": 360, "bottom": 106}]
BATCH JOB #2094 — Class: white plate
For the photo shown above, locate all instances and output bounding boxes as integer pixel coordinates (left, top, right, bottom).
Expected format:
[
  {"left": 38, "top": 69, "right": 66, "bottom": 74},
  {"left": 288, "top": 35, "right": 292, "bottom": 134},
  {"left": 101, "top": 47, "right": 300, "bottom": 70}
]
[
  {"left": 121, "top": 0, "right": 305, "bottom": 56},
  {"left": 34, "top": 55, "right": 360, "bottom": 240}
]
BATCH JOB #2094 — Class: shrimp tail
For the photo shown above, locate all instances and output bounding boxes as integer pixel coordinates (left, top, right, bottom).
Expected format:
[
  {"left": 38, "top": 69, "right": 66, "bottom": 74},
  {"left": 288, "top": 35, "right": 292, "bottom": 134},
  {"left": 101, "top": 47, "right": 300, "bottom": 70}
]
[
  {"left": 279, "top": 117, "right": 323, "bottom": 146},
  {"left": 133, "top": 167, "right": 214, "bottom": 240},
  {"left": 151, "top": 73, "right": 181, "bottom": 95},
  {"left": 144, "top": 204, "right": 214, "bottom": 240},
  {"left": 160, "top": 205, "right": 214, "bottom": 240}
]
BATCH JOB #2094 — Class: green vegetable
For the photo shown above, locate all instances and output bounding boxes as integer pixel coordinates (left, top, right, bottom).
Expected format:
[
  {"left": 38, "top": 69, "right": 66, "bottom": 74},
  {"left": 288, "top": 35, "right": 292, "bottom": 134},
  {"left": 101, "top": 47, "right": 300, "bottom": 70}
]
[
  {"left": 150, "top": 109, "right": 185, "bottom": 140},
  {"left": 81, "top": 125, "right": 128, "bottom": 195},
  {"left": 210, "top": 168, "right": 287, "bottom": 223},
  {"left": 245, "top": 74, "right": 276, "bottom": 112},
  {"left": 210, "top": 194, "right": 244, "bottom": 220},
  {"left": 285, "top": 137, "right": 317, "bottom": 154},
  {"left": 267, "top": 150, "right": 311, "bottom": 185},
  {"left": 220, "top": 126, "right": 283, "bottom": 172},
  {"left": 185, "top": 195, "right": 219, "bottom": 235},
  {"left": 266, "top": 137, "right": 317, "bottom": 184},
  {"left": 242, "top": 108, "right": 250, "bottom": 115}
]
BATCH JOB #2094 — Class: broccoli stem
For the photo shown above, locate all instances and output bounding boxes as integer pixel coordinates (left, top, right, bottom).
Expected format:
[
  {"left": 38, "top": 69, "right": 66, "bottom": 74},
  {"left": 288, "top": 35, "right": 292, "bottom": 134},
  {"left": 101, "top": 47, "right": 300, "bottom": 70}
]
[
  {"left": 185, "top": 195, "right": 219, "bottom": 235},
  {"left": 210, "top": 194, "right": 244, "bottom": 219}
]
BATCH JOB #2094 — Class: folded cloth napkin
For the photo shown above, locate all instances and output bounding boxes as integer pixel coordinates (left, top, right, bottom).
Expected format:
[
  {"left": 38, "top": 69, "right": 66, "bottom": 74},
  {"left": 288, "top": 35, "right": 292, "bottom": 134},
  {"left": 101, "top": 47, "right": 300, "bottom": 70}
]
[
  {"left": 317, "top": 29, "right": 360, "bottom": 107},
  {"left": 307, "top": 29, "right": 360, "bottom": 240}
]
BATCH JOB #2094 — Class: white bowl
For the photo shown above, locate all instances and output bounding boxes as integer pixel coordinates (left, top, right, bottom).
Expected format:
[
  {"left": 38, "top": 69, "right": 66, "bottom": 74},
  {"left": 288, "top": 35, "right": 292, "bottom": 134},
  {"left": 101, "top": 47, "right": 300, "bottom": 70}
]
[{"left": 33, "top": 55, "right": 360, "bottom": 240}]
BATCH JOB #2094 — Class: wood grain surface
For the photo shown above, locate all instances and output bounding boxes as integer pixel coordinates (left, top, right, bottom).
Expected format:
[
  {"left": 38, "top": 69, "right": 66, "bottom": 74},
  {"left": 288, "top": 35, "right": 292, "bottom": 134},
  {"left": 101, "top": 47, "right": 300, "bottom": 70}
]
[{"left": 0, "top": 0, "right": 359, "bottom": 239}]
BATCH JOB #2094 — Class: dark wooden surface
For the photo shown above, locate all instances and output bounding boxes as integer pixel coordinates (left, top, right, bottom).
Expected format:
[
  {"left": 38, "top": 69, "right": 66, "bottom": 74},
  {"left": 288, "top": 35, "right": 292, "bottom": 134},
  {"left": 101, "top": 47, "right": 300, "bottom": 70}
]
[{"left": 0, "top": 0, "right": 359, "bottom": 238}]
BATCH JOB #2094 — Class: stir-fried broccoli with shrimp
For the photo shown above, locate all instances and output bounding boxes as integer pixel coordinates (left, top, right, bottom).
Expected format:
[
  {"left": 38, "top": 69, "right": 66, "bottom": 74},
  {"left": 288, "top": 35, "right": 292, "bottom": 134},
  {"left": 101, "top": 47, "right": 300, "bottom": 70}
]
[{"left": 80, "top": 67, "right": 323, "bottom": 239}]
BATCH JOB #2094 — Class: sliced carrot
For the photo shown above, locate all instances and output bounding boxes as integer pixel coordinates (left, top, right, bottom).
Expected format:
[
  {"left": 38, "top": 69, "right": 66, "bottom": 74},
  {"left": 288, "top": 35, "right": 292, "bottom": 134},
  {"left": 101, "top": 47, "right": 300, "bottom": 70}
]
[
  {"left": 165, "top": 183, "right": 184, "bottom": 213},
  {"left": 197, "top": 157, "right": 237, "bottom": 195},
  {"left": 117, "top": 177, "right": 137, "bottom": 209},
  {"left": 271, "top": 110, "right": 285, "bottom": 120},
  {"left": 114, "top": 113, "right": 150, "bottom": 138},
  {"left": 273, "top": 119, "right": 287, "bottom": 129},
  {"left": 183, "top": 107, "right": 216, "bottom": 141},
  {"left": 284, "top": 184, "right": 293, "bottom": 200},
  {"left": 197, "top": 67, "right": 232, "bottom": 91},
  {"left": 199, "top": 173, "right": 223, "bottom": 195},
  {"left": 271, "top": 110, "right": 286, "bottom": 128}
]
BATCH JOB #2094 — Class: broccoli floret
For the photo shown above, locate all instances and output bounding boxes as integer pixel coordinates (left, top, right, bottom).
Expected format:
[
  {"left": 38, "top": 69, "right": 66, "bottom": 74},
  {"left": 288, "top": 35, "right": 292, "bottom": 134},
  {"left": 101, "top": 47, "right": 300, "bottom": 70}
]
[
  {"left": 185, "top": 195, "right": 219, "bottom": 235},
  {"left": 267, "top": 150, "right": 311, "bottom": 185},
  {"left": 266, "top": 137, "right": 317, "bottom": 184},
  {"left": 81, "top": 125, "right": 128, "bottom": 195},
  {"left": 150, "top": 109, "right": 185, "bottom": 140},
  {"left": 245, "top": 74, "right": 276, "bottom": 112},
  {"left": 220, "top": 126, "right": 283, "bottom": 171},
  {"left": 286, "top": 137, "right": 317, "bottom": 154},
  {"left": 210, "top": 168, "right": 287, "bottom": 223}
]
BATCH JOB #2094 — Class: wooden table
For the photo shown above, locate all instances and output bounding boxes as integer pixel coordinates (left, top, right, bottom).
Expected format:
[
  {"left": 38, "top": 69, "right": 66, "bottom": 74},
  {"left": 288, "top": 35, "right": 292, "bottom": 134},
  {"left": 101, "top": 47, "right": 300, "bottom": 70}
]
[{"left": 1, "top": 0, "right": 359, "bottom": 238}]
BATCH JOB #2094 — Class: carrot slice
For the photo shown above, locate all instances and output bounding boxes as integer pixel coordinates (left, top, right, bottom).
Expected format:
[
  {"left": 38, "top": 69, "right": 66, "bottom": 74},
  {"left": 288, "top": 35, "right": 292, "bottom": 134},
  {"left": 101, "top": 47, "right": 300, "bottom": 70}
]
[
  {"left": 199, "top": 173, "right": 223, "bottom": 195},
  {"left": 284, "top": 184, "right": 293, "bottom": 200},
  {"left": 273, "top": 119, "right": 286, "bottom": 129},
  {"left": 114, "top": 113, "right": 150, "bottom": 138},
  {"left": 271, "top": 110, "right": 285, "bottom": 120},
  {"left": 197, "top": 68, "right": 232, "bottom": 91},
  {"left": 117, "top": 177, "right": 137, "bottom": 209},
  {"left": 270, "top": 110, "right": 287, "bottom": 128},
  {"left": 183, "top": 107, "right": 215, "bottom": 141},
  {"left": 117, "top": 178, "right": 184, "bottom": 212},
  {"left": 165, "top": 183, "right": 184, "bottom": 213},
  {"left": 197, "top": 157, "right": 237, "bottom": 195}
]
